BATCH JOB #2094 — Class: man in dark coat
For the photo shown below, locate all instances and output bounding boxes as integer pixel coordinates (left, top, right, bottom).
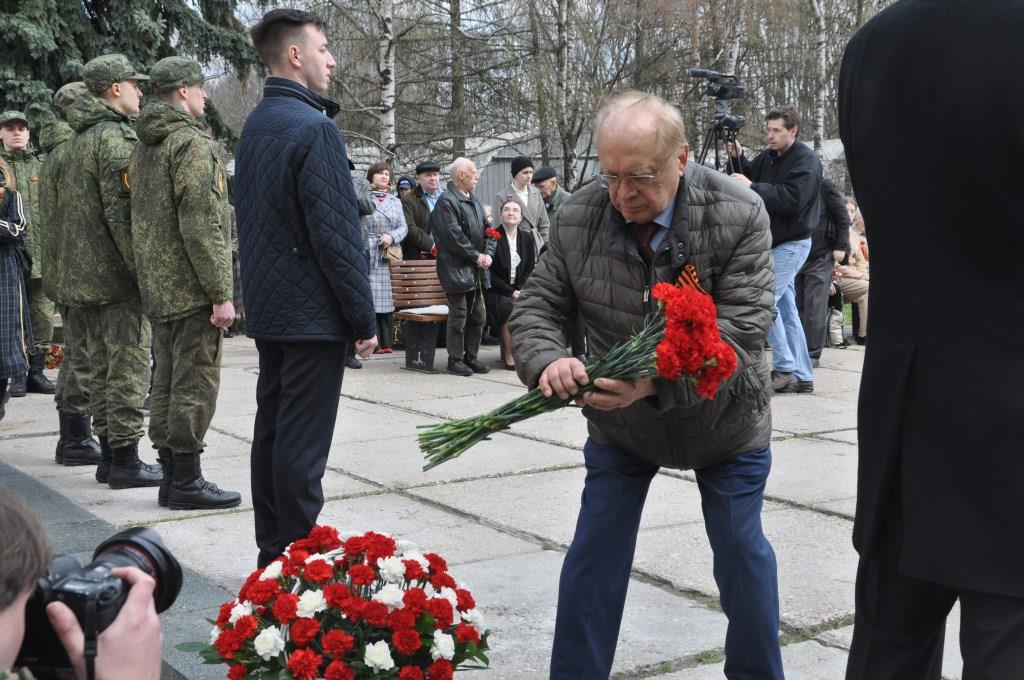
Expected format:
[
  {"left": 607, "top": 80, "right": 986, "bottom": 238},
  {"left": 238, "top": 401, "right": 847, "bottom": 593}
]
[
  {"left": 430, "top": 157, "right": 491, "bottom": 377},
  {"left": 796, "top": 177, "right": 850, "bottom": 364},
  {"left": 839, "top": 2, "right": 1024, "bottom": 677},
  {"left": 400, "top": 159, "right": 442, "bottom": 260},
  {"left": 236, "top": 8, "right": 377, "bottom": 567}
]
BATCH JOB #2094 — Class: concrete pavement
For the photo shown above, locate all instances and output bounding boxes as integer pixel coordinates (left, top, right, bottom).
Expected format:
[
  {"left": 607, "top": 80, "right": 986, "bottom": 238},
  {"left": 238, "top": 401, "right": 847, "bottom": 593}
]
[{"left": 0, "top": 338, "right": 964, "bottom": 679}]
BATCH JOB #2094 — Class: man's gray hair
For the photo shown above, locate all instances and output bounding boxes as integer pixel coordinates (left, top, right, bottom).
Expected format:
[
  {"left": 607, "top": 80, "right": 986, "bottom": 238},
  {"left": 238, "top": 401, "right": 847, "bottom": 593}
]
[
  {"left": 448, "top": 157, "right": 475, "bottom": 178},
  {"left": 593, "top": 90, "right": 688, "bottom": 157}
]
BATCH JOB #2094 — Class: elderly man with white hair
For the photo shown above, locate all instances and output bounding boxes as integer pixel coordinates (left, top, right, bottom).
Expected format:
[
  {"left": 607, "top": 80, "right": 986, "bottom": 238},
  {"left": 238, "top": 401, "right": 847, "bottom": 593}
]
[
  {"left": 429, "top": 157, "right": 492, "bottom": 376},
  {"left": 510, "top": 90, "right": 782, "bottom": 678}
]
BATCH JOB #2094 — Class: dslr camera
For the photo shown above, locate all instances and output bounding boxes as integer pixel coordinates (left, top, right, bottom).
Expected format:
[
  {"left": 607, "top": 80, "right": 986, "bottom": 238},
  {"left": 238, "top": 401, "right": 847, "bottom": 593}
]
[{"left": 16, "top": 527, "right": 182, "bottom": 676}]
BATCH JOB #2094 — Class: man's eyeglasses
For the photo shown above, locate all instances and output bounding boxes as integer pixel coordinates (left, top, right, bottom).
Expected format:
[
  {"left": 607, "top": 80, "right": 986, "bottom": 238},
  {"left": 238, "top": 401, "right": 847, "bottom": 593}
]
[{"left": 596, "top": 155, "right": 674, "bottom": 189}]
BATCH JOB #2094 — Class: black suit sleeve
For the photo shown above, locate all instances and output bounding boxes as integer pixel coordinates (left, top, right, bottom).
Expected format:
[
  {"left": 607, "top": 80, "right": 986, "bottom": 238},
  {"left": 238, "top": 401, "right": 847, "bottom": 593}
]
[{"left": 822, "top": 179, "right": 851, "bottom": 255}]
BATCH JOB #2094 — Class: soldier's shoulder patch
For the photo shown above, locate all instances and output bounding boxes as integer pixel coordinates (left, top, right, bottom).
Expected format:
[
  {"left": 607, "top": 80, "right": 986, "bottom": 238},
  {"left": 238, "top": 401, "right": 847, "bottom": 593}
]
[
  {"left": 121, "top": 168, "right": 131, "bottom": 191},
  {"left": 217, "top": 167, "right": 226, "bottom": 194},
  {"left": 30, "top": 175, "right": 39, "bottom": 182}
]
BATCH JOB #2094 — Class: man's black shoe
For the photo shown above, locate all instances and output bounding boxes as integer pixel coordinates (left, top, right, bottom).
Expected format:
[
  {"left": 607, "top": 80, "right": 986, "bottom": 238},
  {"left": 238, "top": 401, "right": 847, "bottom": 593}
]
[
  {"left": 855, "top": 335, "right": 867, "bottom": 346},
  {"left": 463, "top": 355, "right": 490, "bottom": 374},
  {"left": 346, "top": 356, "right": 363, "bottom": 369},
  {"left": 797, "top": 380, "right": 814, "bottom": 394},
  {"left": 447, "top": 358, "right": 473, "bottom": 377},
  {"left": 9, "top": 373, "right": 26, "bottom": 398},
  {"left": 480, "top": 334, "right": 499, "bottom": 346},
  {"left": 771, "top": 370, "right": 798, "bottom": 393},
  {"left": 811, "top": 358, "right": 820, "bottom": 368},
  {"left": 27, "top": 352, "right": 56, "bottom": 394}
]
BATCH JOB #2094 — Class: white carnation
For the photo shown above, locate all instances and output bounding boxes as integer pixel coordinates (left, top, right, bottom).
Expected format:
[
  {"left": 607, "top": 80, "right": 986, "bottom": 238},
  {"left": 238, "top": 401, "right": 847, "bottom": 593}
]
[
  {"left": 260, "top": 560, "right": 283, "bottom": 580},
  {"left": 304, "top": 553, "right": 326, "bottom": 564},
  {"left": 363, "top": 640, "right": 396, "bottom": 671},
  {"left": 296, "top": 589, "right": 327, "bottom": 618},
  {"left": 461, "top": 608, "right": 486, "bottom": 631},
  {"left": 229, "top": 600, "right": 252, "bottom": 623},
  {"left": 253, "top": 625, "right": 286, "bottom": 661},
  {"left": 376, "top": 556, "right": 406, "bottom": 583},
  {"left": 431, "top": 630, "right": 455, "bottom": 661},
  {"left": 372, "top": 583, "right": 406, "bottom": 611},
  {"left": 403, "top": 551, "right": 430, "bottom": 571},
  {"left": 437, "top": 587, "right": 459, "bottom": 610},
  {"left": 209, "top": 625, "right": 221, "bottom": 645}
]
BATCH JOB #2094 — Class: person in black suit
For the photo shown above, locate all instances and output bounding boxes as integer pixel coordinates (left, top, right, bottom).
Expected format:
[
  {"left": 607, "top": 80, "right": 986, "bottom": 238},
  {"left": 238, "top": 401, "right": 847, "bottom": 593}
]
[
  {"left": 485, "top": 197, "right": 538, "bottom": 369},
  {"left": 236, "top": 9, "right": 378, "bottom": 567},
  {"left": 839, "top": 2, "right": 1024, "bottom": 677}
]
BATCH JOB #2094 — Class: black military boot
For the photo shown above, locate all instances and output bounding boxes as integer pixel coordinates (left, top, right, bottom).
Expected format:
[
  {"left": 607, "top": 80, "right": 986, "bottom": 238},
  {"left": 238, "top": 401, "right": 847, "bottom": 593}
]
[
  {"left": 107, "top": 442, "right": 163, "bottom": 489},
  {"left": 157, "top": 449, "right": 173, "bottom": 508},
  {"left": 0, "top": 379, "right": 8, "bottom": 421},
  {"left": 463, "top": 354, "right": 490, "bottom": 374},
  {"left": 95, "top": 435, "right": 112, "bottom": 483},
  {"left": 26, "top": 352, "right": 56, "bottom": 394},
  {"left": 56, "top": 413, "right": 102, "bottom": 466},
  {"left": 9, "top": 371, "right": 27, "bottom": 398},
  {"left": 167, "top": 453, "right": 241, "bottom": 510}
]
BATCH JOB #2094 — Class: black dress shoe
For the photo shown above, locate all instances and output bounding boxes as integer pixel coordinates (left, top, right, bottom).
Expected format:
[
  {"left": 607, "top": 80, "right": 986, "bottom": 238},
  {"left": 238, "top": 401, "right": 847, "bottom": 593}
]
[
  {"left": 447, "top": 358, "right": 473, "bottom": 377},
  {"left": 855, "top": 335, "right": 867, "bottom": 346},
  {"left": 463, "top": 355, "right": 490, "bottom": 374},
  {"left": 346, "top": 356, "right": 363, "bottom": 369}
]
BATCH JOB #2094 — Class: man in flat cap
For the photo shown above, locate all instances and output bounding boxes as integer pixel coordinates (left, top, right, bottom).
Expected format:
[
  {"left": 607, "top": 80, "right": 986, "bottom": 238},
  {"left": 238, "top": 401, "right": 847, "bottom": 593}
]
[
  {"left": 61, "top": 53, "right": 163, "bottom": 490},
  {"left": 401, "top": 159, "right": 443, "bottom": 260},
  {"left": 38, "top": 81, "right": 104, "bottom": 467},
  {"left": 494, "top": 155, "right": 550, "bottom": 245},
  {"left": 532, "top": 165, "right": 573, "bottom": 223},
  {"left": 0, "top": 110, "right": 56, "bottom": 398},
  {"left": 129, "top": 56, "right": 241, "bottom": 510}
]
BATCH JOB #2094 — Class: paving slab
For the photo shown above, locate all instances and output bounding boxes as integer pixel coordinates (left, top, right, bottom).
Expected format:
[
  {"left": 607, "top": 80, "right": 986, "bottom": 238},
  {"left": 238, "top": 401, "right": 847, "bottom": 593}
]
[
  {"left": 657, "top": 638, "right": 848, "bottom": 679},
  {"left": 770, "top": 394, "right": 858, "bottom": 435},
  {"left": 766, "top": 436, "right": 858, "bottom": 509}
]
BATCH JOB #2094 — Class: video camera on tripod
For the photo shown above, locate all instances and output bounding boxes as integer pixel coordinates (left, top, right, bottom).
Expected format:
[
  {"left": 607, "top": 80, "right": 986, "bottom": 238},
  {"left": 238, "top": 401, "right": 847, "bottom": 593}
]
[{"left": 689, "top": 68, "right": 746, "bottom": 172}]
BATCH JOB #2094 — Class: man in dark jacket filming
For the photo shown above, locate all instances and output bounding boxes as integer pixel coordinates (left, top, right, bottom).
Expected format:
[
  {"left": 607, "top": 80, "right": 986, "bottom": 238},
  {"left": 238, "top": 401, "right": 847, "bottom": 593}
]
[
  {"left": 729, "top": 106, "right": 822, "bottom": 393},
  {"left": 235, "top": 8, "right": 378, "bottom": 567},
  {"left": 510, "top": 90, "right": 782, "bottom": 679}
]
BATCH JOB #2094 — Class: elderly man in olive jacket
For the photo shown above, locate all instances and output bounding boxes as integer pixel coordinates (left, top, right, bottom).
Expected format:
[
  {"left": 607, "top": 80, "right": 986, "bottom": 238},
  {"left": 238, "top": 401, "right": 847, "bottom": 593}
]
[
  {"left": 129, "top": 57, "right": 241, "bottom": 512},
  {"left": 509, "top": 91, "right": 781, "bottom": 679}
]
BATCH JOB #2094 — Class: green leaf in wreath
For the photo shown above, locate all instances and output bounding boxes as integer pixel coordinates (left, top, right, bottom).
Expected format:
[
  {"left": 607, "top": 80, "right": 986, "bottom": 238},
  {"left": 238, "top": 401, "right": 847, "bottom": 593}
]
[{"left": 174, "top": 641, "right": 208, "bottom": 653}]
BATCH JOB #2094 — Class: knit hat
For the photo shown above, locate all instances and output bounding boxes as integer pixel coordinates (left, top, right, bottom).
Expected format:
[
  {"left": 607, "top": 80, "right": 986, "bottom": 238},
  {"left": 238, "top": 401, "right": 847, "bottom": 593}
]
[
  {"left": 510, "top": 155, "right": 534, "bottom": 178},
  {"left": 396, "top": 176, "right": 414, "bottom": 191},
  {"left": 531, "top": 165, "right": 557, "bottom": 183}
]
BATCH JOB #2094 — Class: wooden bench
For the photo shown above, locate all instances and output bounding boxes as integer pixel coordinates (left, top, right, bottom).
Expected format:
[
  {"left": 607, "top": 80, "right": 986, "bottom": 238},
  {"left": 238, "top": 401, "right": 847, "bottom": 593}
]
[{"left": 391, "top": 260, "right": 448, "bottom": 372}]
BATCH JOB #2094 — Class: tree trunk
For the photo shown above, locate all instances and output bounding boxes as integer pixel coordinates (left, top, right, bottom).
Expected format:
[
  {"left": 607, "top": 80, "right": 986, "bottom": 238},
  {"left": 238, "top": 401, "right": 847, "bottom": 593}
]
[
  {"left": 528, "top": 0, "right": 551, "bottom": 165},
  {"left": 449, "top": 0, "right": 467, "bottom": 158},
  {"left": 809, "top": 0, "right": 827, "bottom": 151},
  {"left": 377, "top": 0, "right": 397, "bottom": 156},
  {"left": 555, "top": 0, "right": 574, "bottom": 185}
]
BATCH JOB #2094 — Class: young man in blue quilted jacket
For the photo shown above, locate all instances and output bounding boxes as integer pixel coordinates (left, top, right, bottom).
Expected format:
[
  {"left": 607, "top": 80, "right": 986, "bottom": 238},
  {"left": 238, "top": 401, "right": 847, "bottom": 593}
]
[{"left": 235, "top": 8, "right": 378, "bottom": 567}]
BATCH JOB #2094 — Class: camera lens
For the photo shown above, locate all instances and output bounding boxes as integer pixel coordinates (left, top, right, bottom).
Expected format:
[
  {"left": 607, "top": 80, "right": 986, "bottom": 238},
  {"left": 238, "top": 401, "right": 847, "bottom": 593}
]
[{"left": 88, "top": 527, "right": 183, "bottom": 612}]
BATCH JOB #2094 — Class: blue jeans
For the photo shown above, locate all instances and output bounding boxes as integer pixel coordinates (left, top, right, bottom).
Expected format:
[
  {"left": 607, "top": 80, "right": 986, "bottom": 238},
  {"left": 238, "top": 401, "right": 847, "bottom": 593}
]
[
  {"left": 768, "top": 237, "right": 814, "bottom": 381},
  {"left": 550, "top": 440, "right": 783, "bottom": 679}
]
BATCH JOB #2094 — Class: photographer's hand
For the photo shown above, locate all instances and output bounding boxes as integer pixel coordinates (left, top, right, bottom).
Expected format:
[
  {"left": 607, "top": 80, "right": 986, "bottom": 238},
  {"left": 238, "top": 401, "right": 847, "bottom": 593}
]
[
  {"left": 726, "top": 141, "right": 742, "bottom": 158},
  {"left": 46, "top": 567, "right": 162, "bottom": 680}
]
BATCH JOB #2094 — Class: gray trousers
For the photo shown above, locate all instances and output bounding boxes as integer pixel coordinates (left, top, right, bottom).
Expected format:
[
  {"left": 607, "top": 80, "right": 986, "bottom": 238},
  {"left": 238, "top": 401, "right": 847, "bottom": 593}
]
[
  {"left": 446, "top": 289, "right": 485, "bottom": 360},
  {"left": 795, "top": 250, "right": 834, "bottom": 359}
]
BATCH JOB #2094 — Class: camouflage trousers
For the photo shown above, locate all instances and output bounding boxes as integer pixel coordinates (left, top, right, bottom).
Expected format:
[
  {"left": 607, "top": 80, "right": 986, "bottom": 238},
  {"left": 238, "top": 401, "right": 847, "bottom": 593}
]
[
  {"left": 27, "top": 277, "right": 54, "bottom": 352},
  {"left": 68, "top": 300, "right": 151, "bottom": 448},
  {"left": 55, "top": 306, "right": 92, "bottom": 415},
  {"left": 149, "top": 308, "right": 222, "bottom": 455}
]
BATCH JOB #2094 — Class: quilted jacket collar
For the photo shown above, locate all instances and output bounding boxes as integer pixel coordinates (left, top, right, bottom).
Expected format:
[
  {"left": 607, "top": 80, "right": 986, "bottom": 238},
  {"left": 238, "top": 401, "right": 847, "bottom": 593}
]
[
  {"left": 606, "top": 175, "right": 690, "bottom": 266},
  {"left": 262, "top": 77, "right": 340, "bottom": 118}
]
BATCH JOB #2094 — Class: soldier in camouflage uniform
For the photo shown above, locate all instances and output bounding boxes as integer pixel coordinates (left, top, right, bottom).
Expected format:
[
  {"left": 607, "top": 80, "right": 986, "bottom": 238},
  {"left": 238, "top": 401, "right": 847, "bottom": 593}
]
[
  {"left": 129, "top": 57, "right": 241, "bottom": 510},
  {"left": 37, "top": 82, "right": 103, "bottom": 467},
  {"left": 0, "top": 111, "right": 56, "bottom": 397},
  {"left": 60, "top": 54, "right": 162, "bottom": 490}
]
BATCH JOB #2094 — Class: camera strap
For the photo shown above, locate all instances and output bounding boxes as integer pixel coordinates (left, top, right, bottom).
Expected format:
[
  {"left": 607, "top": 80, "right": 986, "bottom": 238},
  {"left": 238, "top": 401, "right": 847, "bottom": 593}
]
[{"left": 83, "top": 596, "right": 99, "bottom": 680}]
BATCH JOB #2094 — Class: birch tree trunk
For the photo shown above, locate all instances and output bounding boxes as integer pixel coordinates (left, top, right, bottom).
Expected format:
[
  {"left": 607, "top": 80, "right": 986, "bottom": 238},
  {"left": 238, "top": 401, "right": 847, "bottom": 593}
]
[
  {"left": 449, "top": 0, "right": 466, "bottom": 157},
  {"left": 528, "top": 0, "right": 551, "bottom": 165},
  {"left": 376, "top": 0, "right": 396, "bottom": 156},
  {"left": 555, "top": 0, "right": 574, "bottom": 184},
  {"left": 809, "top": 0, "right": 827, "bottom": 150}
]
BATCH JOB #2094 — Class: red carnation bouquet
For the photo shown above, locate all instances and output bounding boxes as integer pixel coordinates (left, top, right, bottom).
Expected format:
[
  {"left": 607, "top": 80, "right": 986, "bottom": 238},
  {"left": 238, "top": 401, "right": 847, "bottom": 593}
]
[
  {"left": 420, "top": 273, "right": 737, "bottom": 470},
  {"left": 45, "top": 343, "right": 65, "bottom": 370},
  {"left": 182, "top": 526, "right": 489, "bottom": 680},
  {"left": 484, "top": 227, "right": 502, "bottom": 241}
]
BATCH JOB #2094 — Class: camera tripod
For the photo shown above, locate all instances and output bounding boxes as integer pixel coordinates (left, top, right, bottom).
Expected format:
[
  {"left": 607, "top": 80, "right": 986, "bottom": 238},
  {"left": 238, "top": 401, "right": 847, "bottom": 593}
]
[{"left": 697, "top": 101, "right": 744, "bottom": 174}]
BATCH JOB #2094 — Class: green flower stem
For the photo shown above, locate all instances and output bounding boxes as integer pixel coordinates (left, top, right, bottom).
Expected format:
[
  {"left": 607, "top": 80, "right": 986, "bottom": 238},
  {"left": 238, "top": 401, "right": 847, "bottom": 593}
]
[{"left": 420, "top": 313, "right": 665, "bottom": 470}]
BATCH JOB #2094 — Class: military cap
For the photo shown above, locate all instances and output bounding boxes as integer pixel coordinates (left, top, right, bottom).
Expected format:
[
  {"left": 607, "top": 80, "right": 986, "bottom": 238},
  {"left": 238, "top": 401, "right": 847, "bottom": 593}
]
[
  {"left": 150, "top": 56, "right": 208, "bottom": 93},
  {"left": 0, "top": 111, "right": 28, "bottom": 127},
  {"left": 53, "top": 82, "right": 91, "bottom": 118},
  {"left": 83, "top": 54, "right": 149, "bottom": 95},
  {"left": 415, "top": 160, "right": 441, "bottom": 174},
  {"left": 531, "top": 165, "right": 557, "bottom": 184}
]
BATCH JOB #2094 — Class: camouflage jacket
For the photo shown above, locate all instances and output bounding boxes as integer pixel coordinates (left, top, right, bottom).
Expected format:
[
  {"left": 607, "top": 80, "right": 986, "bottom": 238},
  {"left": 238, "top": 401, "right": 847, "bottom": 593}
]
[
  {"left": 60, "top": 95, "right": 139, "bottom": 306},
  {"left": 129, "top": 102, "right": 231, "bottom": 323},
  {"left": 0, "top": 147, "right": 42, "bottom": 278},
  {"left": 37, "top": 120, "right": 74, "bottom": 302}
]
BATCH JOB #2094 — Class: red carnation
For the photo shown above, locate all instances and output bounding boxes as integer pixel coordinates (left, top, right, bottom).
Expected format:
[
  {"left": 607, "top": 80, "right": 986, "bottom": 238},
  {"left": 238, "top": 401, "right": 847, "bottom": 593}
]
[
  {"left": 454, "top": 622, "right": 481, "bottom": 644},
  {"left": 233, "top": 614, "right": 258, "bottom": 639},
  {"left": 290, "top": 617, "right": 321, "bottom": 646},
  {"left": 342, "top": 597, "right": 364, "bottom": 623},
  {"left": 321, "top": 629, "right": 355, "bottom": 657},
  {"left": 228, "top": 664, "right": 247, "bottom": 680},
  {"left": 485, "top": 227, "right": 502, "bottom": 240},
  {"left": 403, "top": 588, "right": 428, "bottom": 615},
  {"left": 324, "top": 582, "right": 352, "bottom": 608},
  {"left": 324, "top": 660, "right": 355, "bottom": 680},
  {"left": 237, "top": 570, "right": 262, "bottom": 603},
  {"left": 349, "top": 564, "right": 375, "bottom": 586},
  {"left": 426, "top": 598, "right": 454, "bottom": 629},
  {"left": 424, "top": 553, "right": 447, "bottom": 573},
  {"left": 214, "top": 629, "right": 244, "bottom": 660},
  {"left": 403, "top": 559, "right": 426, "bottom": 582},
  {"left": 215, "top": 601, "right": 234, "bottom": 627},
  {"left": 288, "top": 548, "right": 310, "bottom": 567},
  {"left": 272, "top": 593, "right": 300, "bottom": 624},
  {"left": 306, "top": 525, "right": 343, "bottom": 552},
  {"left": 399, "top": 667, "right": 425, "bottom": 680},
  {"left": 429, "top": 572, "right": 456, "bottom": 590},
  {"left": 304, "top": 559, "right": 334, "bottom": 584},
  {"left": 363, "top": 532, "right": 397, "bottom": 563},
  {"left": 387, "top": 607, "right": 417, "bottom": 631},
  {"left": 428, "top": 659, "right": 454, "bottom": 680},
  {"left": 245, "top": 578, "right": 282, "bottom": 605},
  {"left": 288, "top": 648, "right": 323, "bottom": 680},
  {"left": 391, "top": 628, "right": 422, "bottom": 656},
  {"left": 455, "top": 588, "right": 475, "bottom": 612},
  {"left": 362, "top": 600, "right": 389, "bottom": 627}
]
